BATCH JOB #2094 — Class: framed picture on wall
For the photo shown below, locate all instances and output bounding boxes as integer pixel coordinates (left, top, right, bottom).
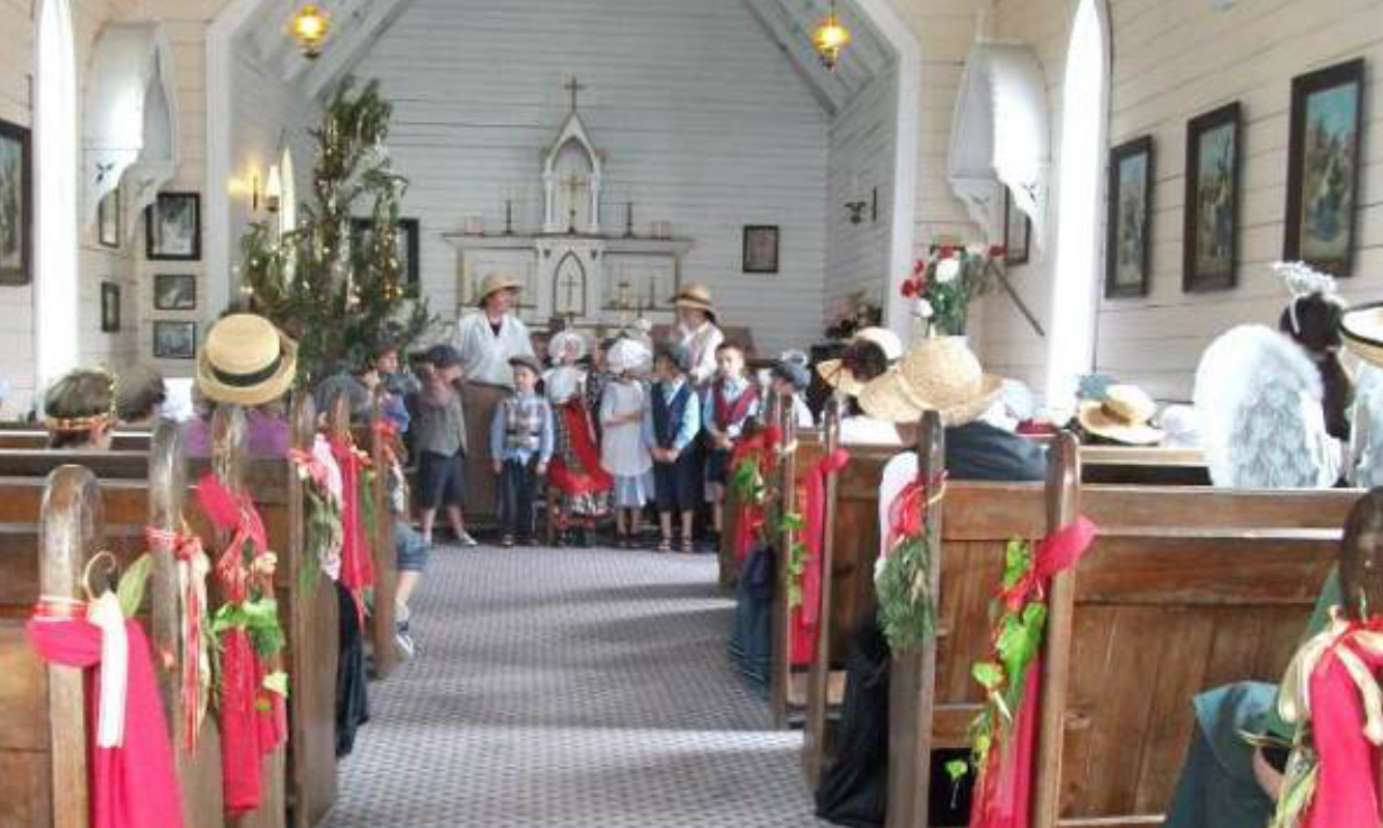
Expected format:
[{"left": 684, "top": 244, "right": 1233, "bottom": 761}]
[
  {"left": 100, "top": 282, "right": 120, "bottom": 333},
  {"left": 1105, "top": 136, "right": 1154, "bottom": 299},
  {"left": 1284, "top": 58, "right": 1365, "bottom": 276},
  {"left": 153, "top": 320, "right": 196, "bottom": 360},
  {"left": 1183, "top": 102, "right": 1241, "bottom": 292},
  {"left": 146, "top": 192, "right": 201, "bottom": 261},
  {"left": 98, "top": 188, "right": 120, "bottom": 249},
  {"left": 0, "top": 118, "right": 33, "bottom": 286},
  {"left": 742, "top": 225, "right": 779, "bottom": 274},
  {"left": 350, "top": 217, "right": 420, "bottom": 295},
  {"left": 154, "top": 273, "right": 197, "bottom": 311},
  {"left": 1003, "top": 188, "right": 1031, "bottom": 265}
]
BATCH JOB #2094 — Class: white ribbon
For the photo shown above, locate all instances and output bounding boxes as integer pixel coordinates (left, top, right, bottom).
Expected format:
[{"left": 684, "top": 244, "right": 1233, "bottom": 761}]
[{"left": 87, "top": 591, "right": 129, "bottom": 748}]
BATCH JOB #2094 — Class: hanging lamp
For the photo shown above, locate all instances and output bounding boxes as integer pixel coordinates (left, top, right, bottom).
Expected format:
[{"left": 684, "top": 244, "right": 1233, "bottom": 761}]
[
  {"left": 811, "top": 0, "right": 852, "bottom": 71},
  {"left": 288, "top": 3, "right": 331, "bottom": 59}
]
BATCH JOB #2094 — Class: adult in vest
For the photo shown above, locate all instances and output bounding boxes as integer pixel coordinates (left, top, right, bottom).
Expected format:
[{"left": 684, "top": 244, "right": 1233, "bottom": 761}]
[
  {"left": 451, "top": 273, "right": 539, "bottom": 518},
  {"left": 673, "top": 284, "right": 724, "bottom": 388}
]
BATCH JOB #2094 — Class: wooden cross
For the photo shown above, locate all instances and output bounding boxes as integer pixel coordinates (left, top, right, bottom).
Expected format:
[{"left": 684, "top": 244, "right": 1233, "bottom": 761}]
[
  {"left": 564, "top": 76, "right": 586, "bottom": 111},
  {"left": 563, "top": 173, "right": 586, "bottom": 232},
  {"left": 559, "top": 267, "right": 583, "bottom": 315}
]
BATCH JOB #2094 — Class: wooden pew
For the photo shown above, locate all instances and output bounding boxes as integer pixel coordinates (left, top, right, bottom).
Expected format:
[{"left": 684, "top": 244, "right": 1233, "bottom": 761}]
[
  {"left": 1079, "top": 445, "right": 1209, "bottom": 486},
  {"left": 0, "top": 429, "right": 152, "bottom": 451},
  {"left": 353, "top": 388, "right": 399, "bottom": 680},
  {"left": 0, "top": 436, "right": 225, "bottom": 826}
]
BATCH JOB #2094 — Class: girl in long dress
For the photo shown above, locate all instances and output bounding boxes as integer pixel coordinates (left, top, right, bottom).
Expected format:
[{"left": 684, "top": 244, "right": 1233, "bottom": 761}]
[
  {"left": 547, "top": 365, "right": 611, "bottom": 546},
  {"left": 601, "top": 339, "right": 654, "bottom": 548}
]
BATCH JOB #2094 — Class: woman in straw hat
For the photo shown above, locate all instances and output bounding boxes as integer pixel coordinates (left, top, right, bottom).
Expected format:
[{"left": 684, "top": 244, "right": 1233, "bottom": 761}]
[
  {"left": 185, "top": 313, "right": 299, "bottom": 458},
  {"left": 673, "top": 283, "right": 724, "bottom": 387},
  {"left": 816, "top": 326, "right": 905, "bottom": 446},
  {"left": 451, "top": 272, "right": 538, "bottom": 388},
  {"left": 43, "top": 368, "right": 119, "bottom": 449}
]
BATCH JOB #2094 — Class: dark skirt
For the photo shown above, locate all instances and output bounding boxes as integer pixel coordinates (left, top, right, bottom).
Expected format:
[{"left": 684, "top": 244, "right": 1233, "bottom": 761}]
[
  {"left": 728, "top": 543, "right": 775, "bottom": 693},
  {"left": 816, "top": 617, "right": 890, "bottom": 827},
  {"left": 653, "top": 451, "right": 699, "bottom": 512}
]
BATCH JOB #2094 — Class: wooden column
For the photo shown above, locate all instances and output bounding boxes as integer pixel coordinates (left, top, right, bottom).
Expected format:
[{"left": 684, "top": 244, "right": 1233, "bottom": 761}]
[
  {"left": 885, "top": 410, "right": 945, "bottom": 828},
  {"left": 1032, "top": 433, "right": 1081, "bottom": 828},
  {"left": 38, "top": 465, "right": 102, "bottom": 828},
  {"left": 147, "top": 420, "right": 224, "bottom": 823},
  {"left": 802, "top": 395, "right": 843, "bottom": 784}
]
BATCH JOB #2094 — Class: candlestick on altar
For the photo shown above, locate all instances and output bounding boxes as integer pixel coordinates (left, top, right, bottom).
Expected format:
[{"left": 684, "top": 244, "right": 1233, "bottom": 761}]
[
  {"left": 624, "top": 201, "right": 635, "bottom": 238},
  {"left": 504, "top": 199, "right": 514, "bottom": 236}
]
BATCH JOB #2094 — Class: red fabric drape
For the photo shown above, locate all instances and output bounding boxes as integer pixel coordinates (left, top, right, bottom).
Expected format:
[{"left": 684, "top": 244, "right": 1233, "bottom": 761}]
[
  {"left": 1302, "top": 627, "right": 1383, "bottom": 828},
  {"left": 26, "top": 611, "right": 185, "bottom": 828},
  {"left": 968, "top": 516, "right": 1097, "bottom": 828},
  {"left": 790, "top": 448, "right": 850, "bottom": 666},
  {"left": 329, "top": 437, "right": 375, "bottom": 627},
  {"left": 730, "top": 426, "right": 782, "bottom": 562},
  {"left": 549, "top": 401, "right": 614, "bottom": 496},
  {"left": 195, "top": 474, "right": 286, "bottom": 817}
]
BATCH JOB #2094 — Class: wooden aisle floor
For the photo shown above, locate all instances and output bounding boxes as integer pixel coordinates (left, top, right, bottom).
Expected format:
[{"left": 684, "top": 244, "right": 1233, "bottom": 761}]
[{"left": 325, "top": 541, "right": 830, "bottom": 827}]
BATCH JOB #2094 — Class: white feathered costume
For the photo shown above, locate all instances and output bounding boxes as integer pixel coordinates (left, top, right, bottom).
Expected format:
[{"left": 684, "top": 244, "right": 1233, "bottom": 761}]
[{"left": 1194, "top": 324, "right": 1341, "bottom": 489}]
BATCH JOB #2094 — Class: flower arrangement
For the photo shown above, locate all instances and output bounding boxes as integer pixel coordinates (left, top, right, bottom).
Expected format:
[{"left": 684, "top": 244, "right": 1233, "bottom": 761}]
[{"left": 899, "top": 245, "right": 1005, "bottom": 336}]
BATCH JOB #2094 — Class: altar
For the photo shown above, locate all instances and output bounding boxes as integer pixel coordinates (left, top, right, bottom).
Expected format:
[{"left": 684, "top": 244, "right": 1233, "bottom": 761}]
[{"left": 443, "top": 79, "right": 693, "bottom": 338}]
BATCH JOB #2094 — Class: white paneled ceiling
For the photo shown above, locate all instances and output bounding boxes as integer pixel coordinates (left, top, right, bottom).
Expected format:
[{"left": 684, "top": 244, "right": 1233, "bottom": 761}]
[{"left": 236, "top": 0, "right": 894, "bottom": 113}]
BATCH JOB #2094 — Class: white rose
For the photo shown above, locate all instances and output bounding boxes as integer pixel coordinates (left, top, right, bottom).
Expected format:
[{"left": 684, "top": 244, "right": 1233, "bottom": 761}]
[
  {"left": 966, "top": 243, "right": 986, "bottom": 256},
  {"left": 936, "top": 258, "right": 961, "bottom": 283},
  {"left": 914, "top": 297, "right": 934, "bottom": 319}
]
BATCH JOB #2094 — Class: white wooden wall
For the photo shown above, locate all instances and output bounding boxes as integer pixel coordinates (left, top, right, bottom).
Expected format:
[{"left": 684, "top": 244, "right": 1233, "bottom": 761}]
[
  {"left": 355, "top": 0, "right": 830, "bottom": 355},
  {"left": 982, "top": 0, "right": 1383, "bottom": 401},
  {"left": 0, "top": 0, "right": 231, "bottom": 414},
  {"left": 826, "top": 65, "right": 899, "bottom": 324}
]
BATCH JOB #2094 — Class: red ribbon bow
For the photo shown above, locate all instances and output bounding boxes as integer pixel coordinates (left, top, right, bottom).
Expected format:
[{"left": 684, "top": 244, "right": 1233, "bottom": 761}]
[
  {"left": 196, "top": 474, "right": 270, "bottom": 604},
  {"left": 884, "top": 471, "right": 948, "bottom": 554},
  {"left": 790, "top": 448, "right": 850, "bottom": 666},
  {"left": 329, "top": 435, "right": 375, "bottom": 629}
]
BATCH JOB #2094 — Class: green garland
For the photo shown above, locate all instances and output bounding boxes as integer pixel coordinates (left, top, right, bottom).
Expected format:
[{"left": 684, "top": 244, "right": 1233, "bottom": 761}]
[
  {"left": 876, "top": 532, "right": 938, "bottom": 653},
  {"left": 781, "top": 512, "right": 807, "bottom": 609}
]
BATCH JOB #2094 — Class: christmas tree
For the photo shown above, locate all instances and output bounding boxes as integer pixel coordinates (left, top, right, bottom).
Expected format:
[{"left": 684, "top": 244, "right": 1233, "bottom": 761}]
[{"left": 239, "top": 77, "right": 434, "bottom": 382}]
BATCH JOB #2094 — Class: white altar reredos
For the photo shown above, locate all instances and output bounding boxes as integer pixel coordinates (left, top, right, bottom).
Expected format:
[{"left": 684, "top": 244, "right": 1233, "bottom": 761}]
[{"left": 443, "top": 82, "right": 693, "bottom": 336}]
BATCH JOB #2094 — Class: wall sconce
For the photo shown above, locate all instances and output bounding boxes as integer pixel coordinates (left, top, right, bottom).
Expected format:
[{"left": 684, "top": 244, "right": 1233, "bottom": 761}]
[
  {"left": 265, "top": 164, "right": 283, "bottom": 214},
  {"left": 844, "top": 200, "right": 868, "bottom": 224}
]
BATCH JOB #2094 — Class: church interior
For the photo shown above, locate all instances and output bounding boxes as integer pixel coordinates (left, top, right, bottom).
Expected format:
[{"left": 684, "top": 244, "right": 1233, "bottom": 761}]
[{"left": 0, "top": 0, "right": 1381, "bottom": 826}]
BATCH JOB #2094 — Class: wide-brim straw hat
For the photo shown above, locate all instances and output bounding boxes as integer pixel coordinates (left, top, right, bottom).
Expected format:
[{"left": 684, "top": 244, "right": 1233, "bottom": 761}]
[
  {"left": 818, "top": 327, "right": 905, "bottom": 396},
  {"left": 197, "top": 314, "right": 298, "bottom": 407},
  {"left": 476, "top": 273, "right": 523, "bottom": 307},
  {"left": 857, "top": 336, "right": 1003, "bottom": 426},
  {"left": 1077, "top": 384, "right": 1164, "bottom": 445},
  {"left": 1342, "top": 302, "right": 1383, "bottom": 367},
  {"left": 672, "top": 283, "right": 717, "bottom": 323}
]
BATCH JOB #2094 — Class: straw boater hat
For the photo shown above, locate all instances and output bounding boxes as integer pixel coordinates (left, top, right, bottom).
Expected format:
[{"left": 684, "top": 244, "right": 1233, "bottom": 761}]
[
  {"left": 1342, "top": 302, "right": 1383, "bottom": 367},
  {"left": 475, "top": 272, "right": 523, "bottom": 307},
  {"left": 672, "top": 284, "right": 717, "bottom": 323},
  {"left": 196, "top": 314, "right": 298, "bottom": 407},
  {"left": 856, "top": 336, "right": 1003, "bottom": 426},
  {"left": 817, "top": 327, "right": 904, "bottom": 397},
  {"left": 1077, "top": 384, "right": 1164, "bottom": 446}
]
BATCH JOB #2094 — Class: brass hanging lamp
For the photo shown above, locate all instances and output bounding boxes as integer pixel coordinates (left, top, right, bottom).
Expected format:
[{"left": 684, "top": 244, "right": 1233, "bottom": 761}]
[
  {"left": 288, "top": 3, "right": 331, "bottom": 59},
  {"left": 811, "top": 0, "right": 852, "bottom": 71}
]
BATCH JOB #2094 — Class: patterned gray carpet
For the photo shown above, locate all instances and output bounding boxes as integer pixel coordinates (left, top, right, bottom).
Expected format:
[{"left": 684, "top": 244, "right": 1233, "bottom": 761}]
[{"left": 327, "top": 543, "right": 830, "bottom": 827}]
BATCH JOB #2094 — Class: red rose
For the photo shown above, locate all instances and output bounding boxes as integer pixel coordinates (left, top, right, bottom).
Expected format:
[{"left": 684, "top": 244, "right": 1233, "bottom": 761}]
[
  {"left": 938, "top": 245, "right": 955, "bottom": 258},
  {"left": 989, "top": 245, "right": 1006, "bottom": 258},
  {"left": 912, "top": 259, "right": 927, "bottom": 276}
]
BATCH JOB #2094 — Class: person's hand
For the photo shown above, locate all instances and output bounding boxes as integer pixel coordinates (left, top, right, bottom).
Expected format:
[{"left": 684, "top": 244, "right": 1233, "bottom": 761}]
[
  {"left": 1251, "top": 747, "right": 1284, "bottom": 801},
  {"left": 716, "top": 434, "right": 732, "bottom": 450},
  {"left": 492, "top": 460, "right": 503, "bottom": 475},
  {"left": 536, "top": 462, "right": 549, "bottom": 476},
  {"left": 666, "top": 449, "right": 680, "bottom": 463}
]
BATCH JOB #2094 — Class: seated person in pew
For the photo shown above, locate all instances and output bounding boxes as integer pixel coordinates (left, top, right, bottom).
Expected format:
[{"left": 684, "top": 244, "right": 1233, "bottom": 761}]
[
  {"left": 1194, "top": 323, "right": 1342, "bottom": 488},
  {"left": 184, "top": 314, "right": 297, "bottom": 458},
  {"left": 815, "top": 336, "right": 1046, "bottom": 828},
  {"left": 815, "top": 327, "right": 904, "bottom": 446},
  {"left": 115, "top": 364, "right": 166, "bottom": 426},
  {"left": 42, "top": 368, "right": 118, "bottom": 449},
  {"left": 1163, "top": 489, "right": 1383, "bottom": 828},
  {"left": 770, "top": 351, "right": 815, "bottom": 429}
]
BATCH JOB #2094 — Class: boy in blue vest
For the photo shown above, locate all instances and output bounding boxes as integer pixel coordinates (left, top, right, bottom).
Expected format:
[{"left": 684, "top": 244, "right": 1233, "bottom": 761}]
[
  {"left": 703, "top": 342, "right": 759, "bottom": 551},
  {"left": 490, "top": 355, "right": 554, "bottom": 548},
  {"left": 643, "top": 343, "right": 702, "bottom": 553}
]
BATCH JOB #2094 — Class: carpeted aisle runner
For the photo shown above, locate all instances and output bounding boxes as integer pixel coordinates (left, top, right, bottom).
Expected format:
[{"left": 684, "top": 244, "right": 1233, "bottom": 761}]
[{"left": 326, "top": 543, "right": 830, "bottom": 827}]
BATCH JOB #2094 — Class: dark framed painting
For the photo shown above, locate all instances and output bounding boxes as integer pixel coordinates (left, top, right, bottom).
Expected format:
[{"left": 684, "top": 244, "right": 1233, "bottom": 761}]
[
  {"left": 1003, "top": 188, "right": 1031, "bottom": 265},
  {"left": 1183, "top": 102, "right": 1242, "bottom": 292},
  {"left": 153, "top": 320, "right": 196, "bottom": 360},
  {"left": 742, "top": 224, "right": 779, "bottom": 274},
  {"left": 1284, "top": 58, "right": 1365, "bottom": 276},
  {"left": 1105, "top": 136, "right": 1154, "bottom": 298},
  {"left": 351, "top": 216, "right": 420, "bottom": 295},
  {"left": 154, "top": 273, "right": 197, "bottom": 310},
  {"left": 100, "top": 282, "right": 120, "bottom": 333},
  {"left": 145, "top": 192, "right": 201, "bottom": 261},
  {"left": 0, "top": 118, "right": 33, "bottom": 285},
  {"left": 98, "top": 188, "right": 120, "bottom": 249}
]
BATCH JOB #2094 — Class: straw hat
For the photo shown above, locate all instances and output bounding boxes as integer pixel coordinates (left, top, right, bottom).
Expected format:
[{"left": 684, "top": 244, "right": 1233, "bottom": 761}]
[
  {"left": 817, "top": 327, "right": 904, "bottom": 396},
  {"left": 1342, "top": 302, "right": 1383, "bottom": 367},
  {"left": 672, "top": 284, "right": 717, "bottom": 323},
  {"left": 196, "top": 314, "right": 298, "bottom": 407},
  {"left": 1077, "top": 384, "right": 1164, "bottom": 445},
  {"left": 857, "top": 336, "right": 1003, "bottom": 426},
  {"left": 475, "top": 272, "right": 523, "bottom": 307}
]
